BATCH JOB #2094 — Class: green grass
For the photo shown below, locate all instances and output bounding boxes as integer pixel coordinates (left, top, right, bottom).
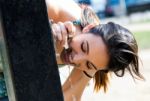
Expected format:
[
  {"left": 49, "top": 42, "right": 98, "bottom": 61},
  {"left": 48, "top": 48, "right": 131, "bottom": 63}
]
[{"left": 133, "top": 31, "right": 150, "bottom": 49}]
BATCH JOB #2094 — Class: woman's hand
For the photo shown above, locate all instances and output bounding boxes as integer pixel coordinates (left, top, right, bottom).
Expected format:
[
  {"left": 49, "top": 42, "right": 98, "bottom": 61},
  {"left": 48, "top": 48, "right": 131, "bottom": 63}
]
[{"left": 52, "top": 21, "right": 76, "bottom": 48}]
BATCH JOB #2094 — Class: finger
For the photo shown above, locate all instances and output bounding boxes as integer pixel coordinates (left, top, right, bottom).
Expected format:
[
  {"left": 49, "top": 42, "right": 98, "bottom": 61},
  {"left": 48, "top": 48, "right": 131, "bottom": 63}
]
[
  {"left": 52, "top": 23, "right": 62, "bottom": 41},
  {"left": 51, "top": 24, "right": 57, "bottom": 38},
  {"left": 64, "top": 21, "right": 76, "bottom": 36},
  {"left": 58, "top": 22, "right": 67, "bottom": 46}
]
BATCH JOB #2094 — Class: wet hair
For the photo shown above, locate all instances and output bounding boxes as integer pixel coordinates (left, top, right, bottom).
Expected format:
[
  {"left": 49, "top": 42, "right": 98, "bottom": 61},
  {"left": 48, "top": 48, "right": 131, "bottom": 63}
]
[
  {"left": 88, "top": 22, "right": 144, "bottom": 92},
  {"left": 73, "top": 5, "right": 144, "bottom": 92}
]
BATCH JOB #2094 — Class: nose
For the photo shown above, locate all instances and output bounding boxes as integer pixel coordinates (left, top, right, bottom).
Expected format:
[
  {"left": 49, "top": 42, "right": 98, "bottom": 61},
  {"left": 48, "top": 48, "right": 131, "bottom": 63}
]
[
  {"left": 72, "top": 52, "right": 87, "bottom": 65},
  {"left": 71, "top": 53, "right": 88, "bottom": 71}
]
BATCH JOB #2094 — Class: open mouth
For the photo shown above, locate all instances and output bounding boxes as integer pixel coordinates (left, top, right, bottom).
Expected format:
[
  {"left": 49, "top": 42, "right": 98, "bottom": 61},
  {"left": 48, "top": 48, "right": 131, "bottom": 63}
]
[
  {"left": 60, "top": 48, "right": 72, "bottom": 64},
  {"left": 60, "top": 49, "right": 78, "bottom": 67}
]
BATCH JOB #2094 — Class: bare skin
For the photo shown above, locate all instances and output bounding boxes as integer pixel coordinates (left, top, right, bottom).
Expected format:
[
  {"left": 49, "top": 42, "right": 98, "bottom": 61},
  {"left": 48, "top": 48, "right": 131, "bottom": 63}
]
[
  {"left": 46, "top": 0, "right": 81, "bottom": 22},
  {"left": 52, "top": 22, "right": 109, "bottom": 71},
  {"left": 46, "top": 0, "right": 109, "bottom": 101}
]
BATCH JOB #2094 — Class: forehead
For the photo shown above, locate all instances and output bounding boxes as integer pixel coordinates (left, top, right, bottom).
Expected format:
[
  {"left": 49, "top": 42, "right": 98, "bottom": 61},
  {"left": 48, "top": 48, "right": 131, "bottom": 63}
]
[{"left": 81, "top": 33, "right": 109, "bottom": 70}]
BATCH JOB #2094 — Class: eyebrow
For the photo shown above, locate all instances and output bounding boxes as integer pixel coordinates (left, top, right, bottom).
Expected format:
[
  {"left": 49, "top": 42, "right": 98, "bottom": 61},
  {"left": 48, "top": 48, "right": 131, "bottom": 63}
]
[
  {"left": 87, "top": 61, "right": 98, "bottom": 70},
  {"left": 90, "top": 62, "right": 98, "bottom": 70},
  {"left": 83, "top": 71, "right": 93, "bottom": 78}
]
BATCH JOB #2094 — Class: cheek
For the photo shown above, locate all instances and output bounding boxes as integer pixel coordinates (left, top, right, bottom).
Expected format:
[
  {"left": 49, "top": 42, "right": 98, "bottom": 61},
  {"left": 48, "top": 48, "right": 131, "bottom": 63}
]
[
  {"left": 72, "top": 53, "right": 85, "bottom": 65},
  {"left": 72, "top": 54, "right": 87, "bottom": 71}
]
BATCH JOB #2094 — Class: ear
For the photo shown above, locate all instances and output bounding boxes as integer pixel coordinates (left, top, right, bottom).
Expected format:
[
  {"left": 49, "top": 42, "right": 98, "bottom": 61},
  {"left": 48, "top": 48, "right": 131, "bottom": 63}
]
[{"left": 82, "top": 23, "right": 96, "bottom": 33}]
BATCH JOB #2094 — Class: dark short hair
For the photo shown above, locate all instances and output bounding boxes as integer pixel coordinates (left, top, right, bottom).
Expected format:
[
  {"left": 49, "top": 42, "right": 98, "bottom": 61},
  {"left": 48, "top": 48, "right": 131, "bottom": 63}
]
[{"left": 89, "top": 22, "right": 144, "bottom": 92}]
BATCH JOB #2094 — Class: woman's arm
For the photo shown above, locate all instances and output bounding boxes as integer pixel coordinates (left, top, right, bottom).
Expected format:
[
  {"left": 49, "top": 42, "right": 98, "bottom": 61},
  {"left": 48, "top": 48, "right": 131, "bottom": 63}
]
[
  {"left": 47, "top": 0, "right": 82, "bottom": 64},
  {"left": 46, "top": 0, "right": 81, "bottom": 22},
  {"left": 62, "top": 68, "right": 91, "bottom": 101}
]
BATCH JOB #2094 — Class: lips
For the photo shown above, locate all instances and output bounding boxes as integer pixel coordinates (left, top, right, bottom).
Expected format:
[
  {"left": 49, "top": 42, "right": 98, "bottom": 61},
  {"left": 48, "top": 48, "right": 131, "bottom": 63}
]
[{"left": 60, "top": 48, "right": 71, "bottom": 64}]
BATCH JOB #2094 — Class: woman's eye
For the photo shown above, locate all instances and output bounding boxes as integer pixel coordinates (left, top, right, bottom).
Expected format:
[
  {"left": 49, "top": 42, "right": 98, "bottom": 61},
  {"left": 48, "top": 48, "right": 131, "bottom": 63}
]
[{"left": 81, "top": 41, "right": 86, "bottom": 53}]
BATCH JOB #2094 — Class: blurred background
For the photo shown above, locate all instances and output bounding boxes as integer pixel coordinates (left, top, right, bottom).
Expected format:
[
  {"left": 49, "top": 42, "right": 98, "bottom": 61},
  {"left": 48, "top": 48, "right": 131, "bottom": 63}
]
[{"left": 59, "top": 0, "right": 150, "bottom": 101}]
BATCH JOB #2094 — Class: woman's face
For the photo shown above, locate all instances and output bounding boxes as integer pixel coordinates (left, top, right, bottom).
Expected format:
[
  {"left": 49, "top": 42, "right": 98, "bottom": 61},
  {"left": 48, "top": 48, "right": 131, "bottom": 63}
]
[{"left": 60, "top": 33, "right": 109, "bottom": 71}]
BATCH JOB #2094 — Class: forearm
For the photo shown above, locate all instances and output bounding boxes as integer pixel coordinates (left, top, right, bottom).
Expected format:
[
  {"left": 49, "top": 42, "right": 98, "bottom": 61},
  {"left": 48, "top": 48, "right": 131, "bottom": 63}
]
[
  {"left": 46, "top": 0, "right": 81, "bottom": 22},
  {"left": 63, "top": 68, "right": 91, "bottom": 101}
]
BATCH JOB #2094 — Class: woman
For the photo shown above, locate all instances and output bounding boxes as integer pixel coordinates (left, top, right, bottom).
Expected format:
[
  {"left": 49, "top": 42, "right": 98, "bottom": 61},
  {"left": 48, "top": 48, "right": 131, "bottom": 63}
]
[{"left": 46, "top": 0, "right": 144, "bottom": 101}]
